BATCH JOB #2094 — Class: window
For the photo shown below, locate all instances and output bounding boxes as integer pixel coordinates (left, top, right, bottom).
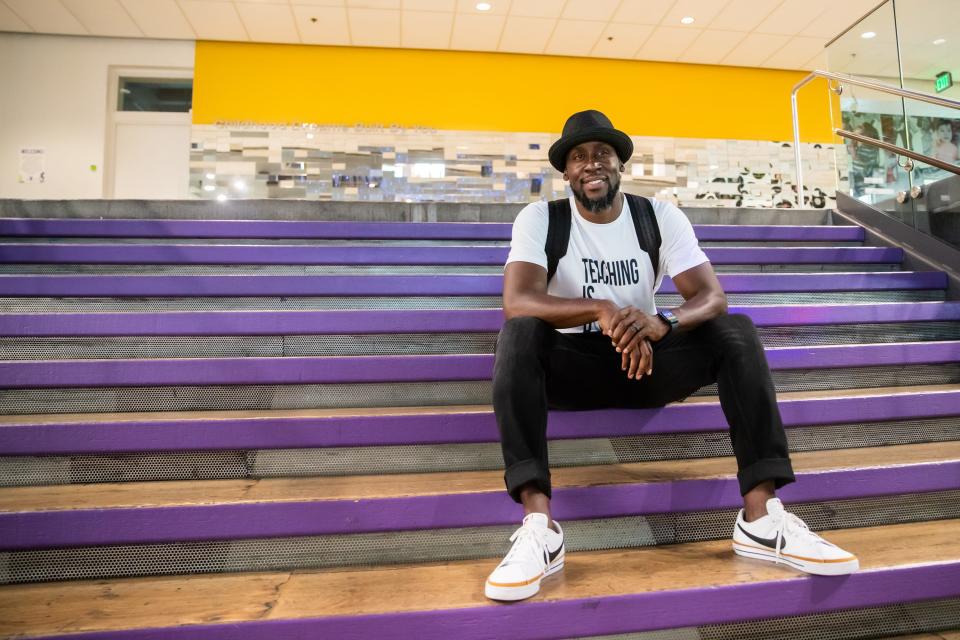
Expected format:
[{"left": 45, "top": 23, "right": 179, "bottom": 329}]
[{"left": 118, "top": 77, "right": 192, "bottom": 113}]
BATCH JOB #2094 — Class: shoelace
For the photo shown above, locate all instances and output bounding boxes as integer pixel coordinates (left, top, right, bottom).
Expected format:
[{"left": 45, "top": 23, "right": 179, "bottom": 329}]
[
  {"left": 502, "top": 524, "right": 550, "bottom": 569},
  {"left": 768, "top": 509, "right": 832, "bottom": 564}
]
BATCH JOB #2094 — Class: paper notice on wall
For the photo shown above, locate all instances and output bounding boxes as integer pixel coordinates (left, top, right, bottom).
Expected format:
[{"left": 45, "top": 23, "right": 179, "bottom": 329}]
[{"left": 19, "top": 148, "right": 46, "bottom": 183}]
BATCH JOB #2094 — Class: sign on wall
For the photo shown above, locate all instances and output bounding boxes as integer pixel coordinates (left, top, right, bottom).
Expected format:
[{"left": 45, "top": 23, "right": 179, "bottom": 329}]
[
  {"left": 936, "top": 71, "right": 953, "bottom": 94},
  {"left": 18, "top": 148, "right": 46, "bottom": 184}
]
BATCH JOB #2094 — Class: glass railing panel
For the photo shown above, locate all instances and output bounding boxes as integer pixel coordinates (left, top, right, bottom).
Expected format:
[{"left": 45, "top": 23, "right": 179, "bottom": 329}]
[
  {"left": 911, "top": 160, "right": 960, "bottom": 250},
  {"left": 895, "top": 0, "right": 960, "bottom": 199},
  {"left": 827, "top": 1, "right": 911, "bottom": 216},
  {"left": 827, "top": 1, "right": 900, "bottom": 84}
]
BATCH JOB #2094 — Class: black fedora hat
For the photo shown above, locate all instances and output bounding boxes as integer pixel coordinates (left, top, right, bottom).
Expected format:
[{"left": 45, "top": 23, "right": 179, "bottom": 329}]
[{"left": 548, "top": 110, "right": 634, "bottom": 172}]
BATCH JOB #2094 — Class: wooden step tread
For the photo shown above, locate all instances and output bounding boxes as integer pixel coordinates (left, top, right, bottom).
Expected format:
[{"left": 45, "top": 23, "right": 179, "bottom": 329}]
[
  {"left": 2, "top": 441, "right": 957, "bottom": 512},
  {"left": 2, "top": 384, "right": 957, "bottom": 426},
  {"left": 0, "top": 519, "right": 956, "bottom": 638}
]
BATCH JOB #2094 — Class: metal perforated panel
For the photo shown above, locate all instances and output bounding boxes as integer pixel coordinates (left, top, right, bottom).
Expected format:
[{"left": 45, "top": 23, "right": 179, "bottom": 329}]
[
  {"left": 693, "top": 364, "right": 960, "bottom": 396},
  {"left": 2, "top": 491, "right": 957, "bottom": 584},
  {"left": 0, "top": 380, "right": 494, "bottom": 415},
  {"left": 0, "top": 333, "right": 498, "bottom": 360},
  {"left": 1, "top": 365, "right": 957, "bottom": 414},
  {"left": 716, "top": 264, "right": 897, "bottom": 272},
  {"left": 654, "top": 291, "right": 945, "bottom": 306},
  {"left": 572, "top": 598, "right": 960, "bottom": 640},
  {"left": 612, "top": 417, "right": 960, "bottom": 464},
  {"left": 3, "top": 418, "right": 956, "bottom": 486},
  {"left": 0, "top": 264, "right": 507, "bottom": 275},
  {"left": 0, "top": 290, "right": 944, "bottom": 313},
  {"left": 3, "top": 237, "right": 864, "bottom": 247},
  {"left": 756, "top": 322, "right": 960, "bottom": 347},
  {"left": 0, "top": 238, "right": 512, "bottom": 246},
  {"left": 0, "top": 264, "right": 898, "bottom": 275},
  {"left": 0, "top": 296, "right": 505, "bottom": 312},
  {"left": 697, "top": 599, "right": 960, "bottom": 640},
  {"left": 0, "top": 336, "right": 286, "bottom": 360},
  {"left": 1, "top": 323, "right": 957, "bottom": 360}
]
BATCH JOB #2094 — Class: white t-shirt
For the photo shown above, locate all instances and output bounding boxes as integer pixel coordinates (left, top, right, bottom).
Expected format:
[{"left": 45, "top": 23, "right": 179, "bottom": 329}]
[{"left": 505, "top": 195, "right": 709, "bottom": 333}]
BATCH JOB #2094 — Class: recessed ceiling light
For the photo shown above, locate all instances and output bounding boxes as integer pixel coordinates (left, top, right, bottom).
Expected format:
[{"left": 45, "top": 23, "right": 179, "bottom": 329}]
[
  {"left": 861, "top": 31, "right": 876, "bottom": 39},
  {"left": 680, "top": 16, "right": 695, "bottom": 24},
  {"left": 476, "top": 2, "right": 491, "bottom": 10},
  {"left": 933, "top": 38, "right": 946, "bottom": 45}
]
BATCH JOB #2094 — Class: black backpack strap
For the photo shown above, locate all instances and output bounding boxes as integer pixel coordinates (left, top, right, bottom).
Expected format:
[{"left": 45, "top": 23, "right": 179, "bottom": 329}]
[
  {"left": 625, "top": 193, "right": 662, "bottom": 281},
  {"left": 545, "top": 198, "right": 572, "bottom": 282}
]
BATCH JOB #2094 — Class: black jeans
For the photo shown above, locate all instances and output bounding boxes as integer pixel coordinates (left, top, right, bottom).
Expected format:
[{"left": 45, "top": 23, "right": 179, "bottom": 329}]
[{"left": 492, "top": 313, "right": 795, "bottom": 503}]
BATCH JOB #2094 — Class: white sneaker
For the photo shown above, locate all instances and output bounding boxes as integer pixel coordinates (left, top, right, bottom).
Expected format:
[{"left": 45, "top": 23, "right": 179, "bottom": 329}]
[
  {"left": 484, "top": 512, "right": 565, "bottom": 601},
  {"left": 733, "top": 498, "right": 859, "bottom": 576}
]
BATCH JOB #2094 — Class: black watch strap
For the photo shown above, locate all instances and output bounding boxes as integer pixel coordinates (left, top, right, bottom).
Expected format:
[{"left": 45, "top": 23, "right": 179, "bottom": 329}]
[{"left": 657, "top": 309, "right": 679, "bottom": 333}]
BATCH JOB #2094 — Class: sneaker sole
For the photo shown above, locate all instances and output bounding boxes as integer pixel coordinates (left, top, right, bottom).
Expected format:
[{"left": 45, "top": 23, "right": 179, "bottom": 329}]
[
  {"left": 484, "top": 556, "right": 565, "bottom": 602},
  {"left": 733, "top": 541, "right": 859, "bottom": 576}
]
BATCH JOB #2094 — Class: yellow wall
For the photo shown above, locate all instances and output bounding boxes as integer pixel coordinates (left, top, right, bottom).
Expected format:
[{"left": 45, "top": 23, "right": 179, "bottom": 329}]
[{"left": 193, "top": 41, "right": 835, "bottom": 143}]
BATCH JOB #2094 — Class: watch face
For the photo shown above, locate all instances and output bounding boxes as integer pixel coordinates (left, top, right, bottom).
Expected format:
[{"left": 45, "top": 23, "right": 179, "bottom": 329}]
[{"left": 658, "top": 310, "right": 678, "bottom": 328}]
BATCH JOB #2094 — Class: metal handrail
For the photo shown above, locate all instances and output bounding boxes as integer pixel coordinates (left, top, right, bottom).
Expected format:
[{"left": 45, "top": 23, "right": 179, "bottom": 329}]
[
  {"left": 835, "top": 129, "right": 960, "bottom": 177},
  {"left": 791, "top": 70, "right": 960, "bottom": 205}
]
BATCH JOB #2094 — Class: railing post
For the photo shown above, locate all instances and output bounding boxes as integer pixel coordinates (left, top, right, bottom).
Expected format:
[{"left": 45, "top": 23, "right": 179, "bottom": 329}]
[{"left": 792, "top": 89, "right": 804, "bottom": 207}]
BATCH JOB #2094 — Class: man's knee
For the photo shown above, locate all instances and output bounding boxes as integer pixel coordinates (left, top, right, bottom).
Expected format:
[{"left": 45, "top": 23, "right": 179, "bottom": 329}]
[
  {"left": 702, "top": 313, "right": 762, "bottom": 352},
  {"left": 496, "top": 316, "right": 552, "bottom": 354}
]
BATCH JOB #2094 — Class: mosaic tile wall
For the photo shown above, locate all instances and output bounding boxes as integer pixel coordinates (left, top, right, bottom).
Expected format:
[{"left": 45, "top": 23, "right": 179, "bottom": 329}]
[{"left": 190, "top": 124, "right": 845, "bottom": 209}]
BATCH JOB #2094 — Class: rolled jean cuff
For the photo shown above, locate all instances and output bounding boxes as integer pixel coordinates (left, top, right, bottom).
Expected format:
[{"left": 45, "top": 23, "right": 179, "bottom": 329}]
[
  {"left": 737, "top": 457, "right": 796, "bottom": 496},
  {"left": 504, "top": 458, "right": 552, "bottom": 503}
]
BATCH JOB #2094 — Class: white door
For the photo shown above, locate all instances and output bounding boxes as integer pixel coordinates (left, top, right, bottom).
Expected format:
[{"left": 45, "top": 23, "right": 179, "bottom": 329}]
[
  {"left": 112, "top": 119, "right": 191, "bottom": 199},
  {"left": 104, "top": 67, "right": 193, "bottom": 199}
]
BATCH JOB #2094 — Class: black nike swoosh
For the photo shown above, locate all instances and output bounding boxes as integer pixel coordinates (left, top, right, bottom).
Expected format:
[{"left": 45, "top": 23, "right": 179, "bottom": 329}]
[
  {"left": 548, "top": 544, "right": 563, "bottom": 563},
  {"left": 737, "top": 524, "right": 785, "bottom": 551}
]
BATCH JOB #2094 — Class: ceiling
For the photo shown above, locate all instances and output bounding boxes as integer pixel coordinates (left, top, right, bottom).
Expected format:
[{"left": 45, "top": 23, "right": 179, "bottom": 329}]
[{"left": 0, "top": 0, "right": 893, "bottom": 71}]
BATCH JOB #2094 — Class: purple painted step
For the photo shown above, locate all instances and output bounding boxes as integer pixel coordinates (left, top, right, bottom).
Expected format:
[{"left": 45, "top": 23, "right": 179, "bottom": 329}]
[
  {"left": 0, "top": 217, "right": 866, "bottom": 241},
  {"left": 27, "top": 562, "right": 959, "bottom": 640},
  {"left": 1, "top": 342, "right": 958, "bottom": 389},
  {"left": 1, "top": 389, "right": 957, "bottom": 454},
  {"left": 0, "top": 271, "right": 946, "bottom": 297},
  {"left": 0, "top": 458, "right": 955, "bottom": 550},
  {"left": 0, "top": 244, "right": 901, "bottom": 265},
  {"left": 2, "top": 303, "right": 958, "bottom": 337}
]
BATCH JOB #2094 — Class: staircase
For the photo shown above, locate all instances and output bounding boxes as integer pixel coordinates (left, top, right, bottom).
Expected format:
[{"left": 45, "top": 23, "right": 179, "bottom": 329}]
[{"left": 0, "top": 203, "right": 959, "bottom": 640}]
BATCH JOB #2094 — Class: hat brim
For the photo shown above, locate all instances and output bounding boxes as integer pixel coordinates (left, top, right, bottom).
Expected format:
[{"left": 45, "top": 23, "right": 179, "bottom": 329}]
[{"left": 548, "top": 127, "right": 634, "bottom": 173}]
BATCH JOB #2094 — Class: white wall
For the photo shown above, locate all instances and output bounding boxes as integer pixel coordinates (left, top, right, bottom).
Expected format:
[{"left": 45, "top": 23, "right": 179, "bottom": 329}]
[{"left": 0, "top": 33, "right": 194, "bottom": 199}]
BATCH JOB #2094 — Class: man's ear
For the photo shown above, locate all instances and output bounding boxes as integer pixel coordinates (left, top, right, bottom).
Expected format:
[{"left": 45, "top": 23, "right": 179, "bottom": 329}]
[
  {"left": 562, "top": 173, "right": 568, "bottom": 181},
  {"left": 619, "top": 163, "right": 625, "bottom": 171}
]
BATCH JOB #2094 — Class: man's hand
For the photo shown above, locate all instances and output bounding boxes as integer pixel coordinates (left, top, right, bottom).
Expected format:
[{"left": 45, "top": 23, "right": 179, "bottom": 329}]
[
  {"left": 595, "top": 299, "right": 622, "bottom": 335},
  {"left": 606, "top": 306, "right": 670, "bottom": 350},
  {"left": 622, "top": 337, "right": 653, "bottom": 380},
  {"left": 599, "top": 305, "right": 670, "bottom": 381}
]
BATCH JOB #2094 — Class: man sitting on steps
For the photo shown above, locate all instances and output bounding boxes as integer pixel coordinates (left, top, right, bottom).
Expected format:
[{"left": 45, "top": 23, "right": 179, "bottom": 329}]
[{"left": 484, "top": 109, "right": 859, "bottom": 602}]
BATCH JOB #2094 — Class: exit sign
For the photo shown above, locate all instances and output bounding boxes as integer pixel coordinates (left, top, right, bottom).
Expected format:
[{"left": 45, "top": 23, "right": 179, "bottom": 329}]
[{"left": 936, "top": 71, "right": 953, "bottom": 93}]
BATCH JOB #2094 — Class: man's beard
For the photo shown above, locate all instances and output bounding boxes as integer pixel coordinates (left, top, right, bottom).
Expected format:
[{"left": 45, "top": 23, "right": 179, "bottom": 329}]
[{"left": 574, "top": 175, "right": 621, "bottom": 213}]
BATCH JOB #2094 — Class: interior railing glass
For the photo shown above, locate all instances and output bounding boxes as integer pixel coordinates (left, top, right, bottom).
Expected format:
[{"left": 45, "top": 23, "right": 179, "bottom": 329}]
[{"left": 793, "top": 0, "right": 960, "bottom": 250}]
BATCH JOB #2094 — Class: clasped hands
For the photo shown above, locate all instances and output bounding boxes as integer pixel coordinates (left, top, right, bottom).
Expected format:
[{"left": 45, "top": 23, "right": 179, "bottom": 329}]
[{"left": 596, "top": 301, "right": 670, "bottom": 381}]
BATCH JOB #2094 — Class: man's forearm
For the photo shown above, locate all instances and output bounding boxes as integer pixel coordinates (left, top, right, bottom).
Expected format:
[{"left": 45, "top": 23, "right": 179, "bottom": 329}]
[
  {"left": 503, "top": 292, "right": 614, "bottom": 329},
  {"left": 671, "top": 288, "right": 727, "bottom": 331}
]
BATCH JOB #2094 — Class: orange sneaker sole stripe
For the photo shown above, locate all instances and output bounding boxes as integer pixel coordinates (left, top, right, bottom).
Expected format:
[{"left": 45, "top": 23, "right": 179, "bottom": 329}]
[
  {"left": 486, "top": 572, "right": 545, "bottom": 588},
  {"left": 734, "top": 541, "right": 857, "bottom": 564}
]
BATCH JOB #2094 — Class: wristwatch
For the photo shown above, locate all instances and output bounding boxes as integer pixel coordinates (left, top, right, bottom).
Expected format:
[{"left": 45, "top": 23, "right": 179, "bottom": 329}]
[{"left": 656, "top": 309, "right": 679, "bottom": 334}]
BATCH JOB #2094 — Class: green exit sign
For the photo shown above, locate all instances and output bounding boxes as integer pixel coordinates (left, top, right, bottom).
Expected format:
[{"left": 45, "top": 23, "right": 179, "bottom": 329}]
[{"left": 936, "top": 71, "right": 953, "bottom": 93}]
